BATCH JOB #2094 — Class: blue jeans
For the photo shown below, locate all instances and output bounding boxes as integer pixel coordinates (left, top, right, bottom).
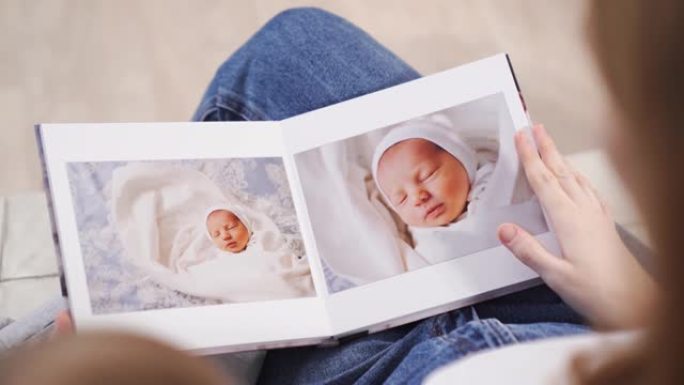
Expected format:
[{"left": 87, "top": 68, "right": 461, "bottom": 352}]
[{"left": 193, "top": 8, "right": 588, "bottom": 384}]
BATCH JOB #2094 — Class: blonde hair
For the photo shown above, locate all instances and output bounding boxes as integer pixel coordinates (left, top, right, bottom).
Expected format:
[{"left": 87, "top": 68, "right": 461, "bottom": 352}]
[{"left": 574, "top": 1, "right": 684, "bottom": 384}]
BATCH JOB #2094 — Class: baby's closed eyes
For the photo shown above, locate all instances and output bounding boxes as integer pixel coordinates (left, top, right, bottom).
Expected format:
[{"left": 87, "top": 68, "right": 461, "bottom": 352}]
[
  {"left": 417, "top": 166, "right": 438, "bottom": 182},
  {"left": 212, "top": 223, "right": 238, "bottom": 238},
  {"left": 392, "top": 165, "right": 441, "bottom": 206}
]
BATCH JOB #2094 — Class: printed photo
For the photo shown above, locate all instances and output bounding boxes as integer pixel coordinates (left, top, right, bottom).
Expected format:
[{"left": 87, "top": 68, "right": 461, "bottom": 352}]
[
  {"left": 67, "top": 158, "right": 315, "bottom": 315},
  {"left": 294, "top": 92, "right": 548, "bottom": 293}
]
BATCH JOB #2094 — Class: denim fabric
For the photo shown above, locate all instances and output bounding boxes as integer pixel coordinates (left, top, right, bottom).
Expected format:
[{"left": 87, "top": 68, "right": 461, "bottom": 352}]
[
  {"left": 192, "top": 7, "right": 419, "bottom": 122},
  {"left": 257, "top": 306, "right": 585, "bottom": 385},
  {"left": 192, "top": 7, "right": 588, "bottom": 385}
]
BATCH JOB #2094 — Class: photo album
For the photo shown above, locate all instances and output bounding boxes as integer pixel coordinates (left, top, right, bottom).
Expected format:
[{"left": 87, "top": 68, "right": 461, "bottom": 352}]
[{"left": 36, "top": 53, "right": 559, "bottom": 354}]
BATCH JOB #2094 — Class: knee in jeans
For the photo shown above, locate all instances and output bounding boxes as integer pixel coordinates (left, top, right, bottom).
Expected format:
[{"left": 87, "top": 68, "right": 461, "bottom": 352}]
[
  {"left": 262, "top": 7, "right": 348, "bottom": 38},
  {"left": 268, "top": 7, "right": 337, "bottom": 26}
]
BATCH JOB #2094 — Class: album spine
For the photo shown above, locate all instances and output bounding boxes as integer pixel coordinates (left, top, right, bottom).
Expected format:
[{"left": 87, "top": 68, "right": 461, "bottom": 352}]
[
  {"left": 34, "top": 124, "right": 68, "bottom": 298},
  {"left": 505, "top": 54, "right": 533, "bottom": 124}
]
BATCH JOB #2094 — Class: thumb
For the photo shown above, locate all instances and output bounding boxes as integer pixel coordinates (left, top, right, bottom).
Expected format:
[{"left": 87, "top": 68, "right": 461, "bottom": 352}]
[{"left": 498, "top": 223, "right": 568, "bottom": 279}]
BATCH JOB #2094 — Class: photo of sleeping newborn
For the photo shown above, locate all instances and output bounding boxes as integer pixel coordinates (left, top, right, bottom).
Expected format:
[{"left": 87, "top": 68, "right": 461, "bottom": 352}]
[
  {"left": 294, "top": 92, "right": 548, "bottom": 293},
  {"left": 372, "top": 116, "right": 490, "bottom": 228},
  {"left": 67, "top": 157, "right": 315, "bottom": 315}
]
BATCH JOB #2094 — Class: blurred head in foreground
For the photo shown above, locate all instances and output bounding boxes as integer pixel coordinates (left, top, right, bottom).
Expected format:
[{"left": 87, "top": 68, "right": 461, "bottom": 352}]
[
  {"left": 573, "top": 1, "right": 684, "bottom": 385},
  {"left": 0, "top": 332, "right": 226, "bottom": 385}
]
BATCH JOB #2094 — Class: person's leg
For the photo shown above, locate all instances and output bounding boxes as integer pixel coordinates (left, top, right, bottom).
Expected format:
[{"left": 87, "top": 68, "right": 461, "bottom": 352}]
[
  {"left": 192, "top": 7, "right": 419, "bottom": 122},
  {"left": 192, "top": 7, "right": 587, "bottom": 384},
  {"left": 257, "top": 309, "right": 481, "bottom": 385},
  {"left": 192, "top": 6, "right": 580, "bottom": 320},
  {"left": 258, "top": 306, "right": 587, "bottom": 385},
  {"left": 473, "top": 283, "right": 585, "bottom": 324},
  {"left": 382, "top": 319, "right": 587, "bottom": 385},
  {"left": 192, "top": 6, "right": 584, "bottom": 322}
]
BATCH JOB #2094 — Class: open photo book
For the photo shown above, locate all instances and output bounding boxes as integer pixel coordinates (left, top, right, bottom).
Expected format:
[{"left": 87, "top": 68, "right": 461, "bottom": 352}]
[{"left": 36, "top": 53, "right": 559, "bottom": 354}]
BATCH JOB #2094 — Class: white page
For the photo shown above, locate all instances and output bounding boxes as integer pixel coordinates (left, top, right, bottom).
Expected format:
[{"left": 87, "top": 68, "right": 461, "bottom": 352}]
[
  {"left": 281, "top": 54, "right": 560, "bottom": 336},
  {"left": 38, "top": 54, "right": 561, "bottom": 352},
  {"left": 38, "top": 121, "right": 332, "bottom": 354}
]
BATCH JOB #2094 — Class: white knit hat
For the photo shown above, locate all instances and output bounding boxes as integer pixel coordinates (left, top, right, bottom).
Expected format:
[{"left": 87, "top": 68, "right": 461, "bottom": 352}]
[{"left": 371, "top": 118, "right": 477, "bottom": 203}]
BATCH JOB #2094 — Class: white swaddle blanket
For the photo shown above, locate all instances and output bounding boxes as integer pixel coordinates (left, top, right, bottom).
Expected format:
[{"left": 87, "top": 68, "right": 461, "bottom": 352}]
[
  {"left": 112, "top": 163, "right": 314, "bottom": 302},
  {"left": 410, "top": 199, "right": 547, "bottom": 264}
]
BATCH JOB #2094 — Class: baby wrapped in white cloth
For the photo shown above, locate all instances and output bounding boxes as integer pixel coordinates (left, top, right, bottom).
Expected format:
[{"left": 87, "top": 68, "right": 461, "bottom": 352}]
[
  {"left": 112, "top": 163, "right": 314, "bottom": 302},
  {"left": 372, "top": 117, "right": 547, "bottom": 264}
]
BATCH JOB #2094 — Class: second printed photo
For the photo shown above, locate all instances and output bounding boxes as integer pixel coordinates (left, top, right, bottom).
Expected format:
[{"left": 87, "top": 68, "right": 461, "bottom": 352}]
[{"left": 294, "top": 92, "right": 548, "bottom": 293}]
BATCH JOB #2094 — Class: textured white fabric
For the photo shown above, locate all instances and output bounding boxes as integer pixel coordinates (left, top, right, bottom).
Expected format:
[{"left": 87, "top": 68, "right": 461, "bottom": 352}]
[
  {"left": 112, "top": 163, "right": 314, "bottom": 302},
  {"left": 410, "top": 199, "right": 547, "bottom": 264}
]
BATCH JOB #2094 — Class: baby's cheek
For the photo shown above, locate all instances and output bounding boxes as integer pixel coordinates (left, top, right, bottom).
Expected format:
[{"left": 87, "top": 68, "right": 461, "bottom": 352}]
[
  {"left": 439, "top": 180, "right": 468, "bottom": 218},
  {"left": 449, "top": 184, "right": 468, "bottom": 204},
  {"left": 241, "top": 230, "right": 251, "bottom": 245},
  {"left": 433, "top": 176, "right": 455, "bottom": 201},
  {"left": 395, "top": 207, "right": 414, "bottom": 225},
  {"left": 407, "top": 209, "right": 427, "bottom": 227}
]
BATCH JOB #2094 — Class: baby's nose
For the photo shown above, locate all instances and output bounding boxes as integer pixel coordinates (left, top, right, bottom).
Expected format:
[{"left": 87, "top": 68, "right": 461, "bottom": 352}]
[{"left": 413, "top": 190, "right": 430, "bottom": 205}]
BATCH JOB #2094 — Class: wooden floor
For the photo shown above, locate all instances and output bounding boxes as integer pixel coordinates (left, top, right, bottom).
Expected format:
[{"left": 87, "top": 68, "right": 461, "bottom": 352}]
[{"left": 1, "top": 0, "right": 605, "bottom": 195}]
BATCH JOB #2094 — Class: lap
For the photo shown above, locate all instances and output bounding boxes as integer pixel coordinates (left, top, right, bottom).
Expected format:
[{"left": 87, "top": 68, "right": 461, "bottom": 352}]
[
  {"left": 194, "top": 7, "right": 587, "bottom": 385},
  {"left": 257, "top": 299, "right": 586, "bottom": 385}
]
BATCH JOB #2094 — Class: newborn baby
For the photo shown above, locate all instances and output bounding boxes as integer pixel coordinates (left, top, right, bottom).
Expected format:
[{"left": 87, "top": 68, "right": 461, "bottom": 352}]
[
  {"left": 372, "top": 117, "right": 491, "bottom": 228},
  {"left": 157, "top": 202, "right": 315, "bottom": 302},
  {"left": 205, "top": 208, "right": 251, "bottom": 253},
  {"left": 371, "top": 117, "right": 549, "bottom": 265},
  {"left": 113, "top": 163, "right": 314, "bottom": 303}
]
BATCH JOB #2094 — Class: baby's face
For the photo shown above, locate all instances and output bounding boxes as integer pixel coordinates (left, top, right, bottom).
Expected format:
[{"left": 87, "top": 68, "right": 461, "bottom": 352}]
[
  {"left": 206, "top": 210, "right": 250, "bottom": 253},
  {"left": 376, "top": 138, "right": 470, "bottom": 227}
]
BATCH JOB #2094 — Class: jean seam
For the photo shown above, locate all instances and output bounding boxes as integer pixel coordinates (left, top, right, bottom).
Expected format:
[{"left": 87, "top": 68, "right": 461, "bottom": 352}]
[
  {"left": 469, "top": 306, "right": 481, "bottom": 322},
  {"left": 482, "top": 319, "right": 519, "bottom": 346},
  {"left": 401, "top": 323, "right": 493, "bottom": 385},
  {"left": 193, "top": 96, "right": 217, "bottom": 122},
  {"left": 389, "top": 336, "right": 462, "bottom": 385},
  {"left": 217, "top": 88, "right": 270, "bottom": 121},
  {"left": 196, "top": 91, "right": 270, "bottom": 122}
]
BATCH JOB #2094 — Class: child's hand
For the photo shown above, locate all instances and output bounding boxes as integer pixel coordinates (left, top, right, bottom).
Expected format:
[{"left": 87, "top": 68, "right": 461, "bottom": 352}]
[{"left": 497, "top": 124, "right": 657, "bottom": 330}]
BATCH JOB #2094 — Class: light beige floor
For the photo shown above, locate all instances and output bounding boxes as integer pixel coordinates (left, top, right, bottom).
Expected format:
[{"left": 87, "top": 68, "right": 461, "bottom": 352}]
[
  {"left": 1, "top": 1, "right": 631, "bottom": 319},
  {"left": 2, "top": 0, "right": 606, "bottom": 195}
]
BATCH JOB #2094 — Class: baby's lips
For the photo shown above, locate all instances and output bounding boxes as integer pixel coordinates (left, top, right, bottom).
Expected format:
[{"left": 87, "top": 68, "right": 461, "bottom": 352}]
[{"left": 423, "top": 203, "right": 445, "bottom": 220}]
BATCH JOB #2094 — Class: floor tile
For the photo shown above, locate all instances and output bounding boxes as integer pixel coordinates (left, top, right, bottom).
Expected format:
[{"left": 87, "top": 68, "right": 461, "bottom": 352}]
[
  {"left": 0, "top": 276, "right": 61, "bottom": 320},
  {"left": 1, "top": 192, "right": 58, "bottom": 280}
]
